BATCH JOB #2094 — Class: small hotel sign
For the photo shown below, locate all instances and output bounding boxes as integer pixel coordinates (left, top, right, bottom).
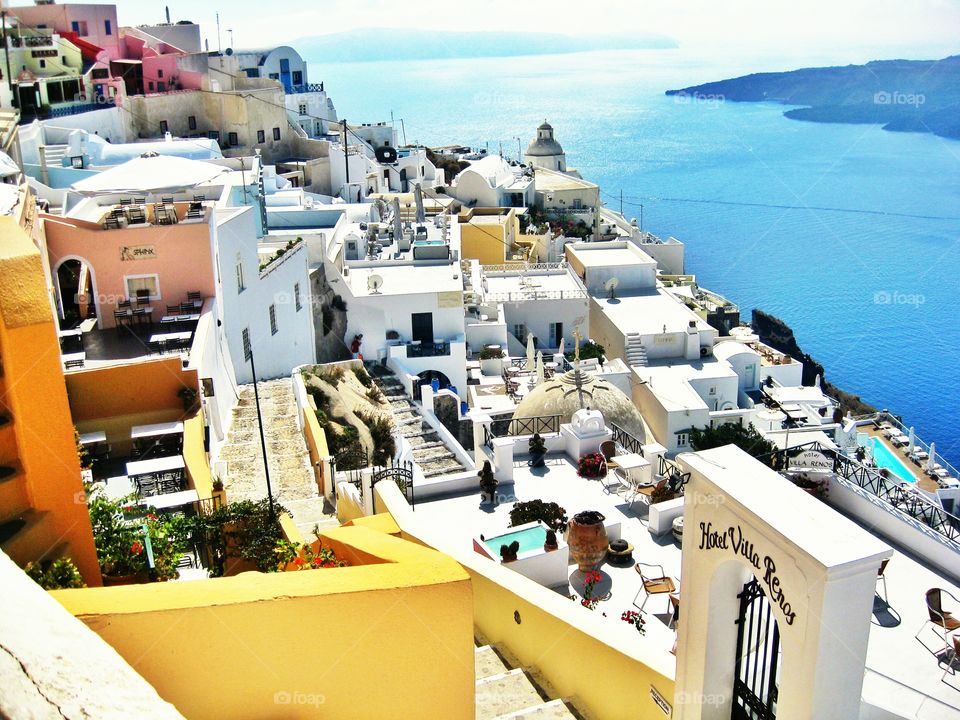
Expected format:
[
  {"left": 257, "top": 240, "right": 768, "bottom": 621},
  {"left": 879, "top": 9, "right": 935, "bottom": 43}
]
[
  {"left": 120, "top": 245, "right": 157, "bottom": 261},
  {"left": 698, "top": 522, "right": 797, "bottom": 625},
  {"left": 650, "top": 685, "right": 672, "bottom": 716},
  {"left": 790, "top": 449, "right": 833, "bottom": 471}
]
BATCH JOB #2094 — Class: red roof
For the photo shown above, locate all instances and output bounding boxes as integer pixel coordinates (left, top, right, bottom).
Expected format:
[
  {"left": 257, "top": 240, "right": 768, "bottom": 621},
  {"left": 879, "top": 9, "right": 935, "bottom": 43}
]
[{"left": 60, "top": 31, "right": 104, "bottom": 62}]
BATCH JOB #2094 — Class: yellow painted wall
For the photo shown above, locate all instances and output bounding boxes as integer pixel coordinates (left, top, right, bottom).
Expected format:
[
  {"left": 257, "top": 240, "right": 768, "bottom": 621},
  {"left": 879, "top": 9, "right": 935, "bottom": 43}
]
[
  {"left": 459, "top": 208, "right": 523, "bottom": 265},
  {"left": 54, "top": 526, "right": 474, "bottom": 720},
  {"left": 0, "top": 217, "right": 100, "bottom": 585},
  {"left": 182, "top": 412, "right": 212, "bottom": 499},
  {"left": 301, "top": 402, "right": 328, "bottom": 495},
  {"left": 376, "top": 482, "right": 677, "bottom": 720}
]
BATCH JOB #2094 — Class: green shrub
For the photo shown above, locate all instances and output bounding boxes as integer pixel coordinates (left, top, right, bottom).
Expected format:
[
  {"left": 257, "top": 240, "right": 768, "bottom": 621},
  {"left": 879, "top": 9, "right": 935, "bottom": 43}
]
[
  {"left": 479, "top": 346, "right": 504, "bottom": 360},
  {"left": 352, "top": 365, "right": 373, "bottom": 388},
  {"left": 25, "top": 557, "right": 86, "bottom": 590},
  {"left": 509, "top": 499, "right": 568, "bottom": 533}
]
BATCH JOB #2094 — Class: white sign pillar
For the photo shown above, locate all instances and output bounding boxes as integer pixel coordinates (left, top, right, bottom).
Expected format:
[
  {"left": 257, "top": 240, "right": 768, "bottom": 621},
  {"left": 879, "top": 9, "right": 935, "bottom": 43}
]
[{"left": 672, "top": 446, "right": 891, "bottom": 720}]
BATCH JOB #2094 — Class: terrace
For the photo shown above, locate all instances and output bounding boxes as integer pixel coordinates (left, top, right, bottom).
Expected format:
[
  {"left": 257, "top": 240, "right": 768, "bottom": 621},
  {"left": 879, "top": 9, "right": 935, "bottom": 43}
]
[{"left": 404, "top": 414, "right": 960, "bottom": 716}]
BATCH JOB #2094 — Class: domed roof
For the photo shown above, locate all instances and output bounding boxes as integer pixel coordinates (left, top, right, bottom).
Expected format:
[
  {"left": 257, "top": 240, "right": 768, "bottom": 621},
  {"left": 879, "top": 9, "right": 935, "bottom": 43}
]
[
  {"left": 515, "top": 370, "right": 647, "bottom": 441},
  {"left": 525, "top": 119, "right": 564, "bottom": 158}
]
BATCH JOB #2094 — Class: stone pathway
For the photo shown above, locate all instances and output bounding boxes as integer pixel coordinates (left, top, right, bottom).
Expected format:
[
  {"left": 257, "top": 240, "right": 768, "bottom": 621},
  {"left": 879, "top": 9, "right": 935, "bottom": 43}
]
[
  {"left": 370, "top": 368, "right": 467, "bottom": 478},
  {"left": 219, "top": 378, "right": 337, "bottom": 537}
]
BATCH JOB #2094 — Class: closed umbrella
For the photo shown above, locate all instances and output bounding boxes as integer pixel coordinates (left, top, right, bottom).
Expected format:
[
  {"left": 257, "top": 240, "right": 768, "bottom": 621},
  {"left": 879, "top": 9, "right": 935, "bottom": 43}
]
[
  {"left": 558, "top": 337, "right": 565, "bottom": 359},
  {"left": 927, "top": 443, "right": 936, "bottom": 472},
  {"left": 907, "top": 426, "right": 915, "bottom": 453},
  {"left": 414, "top": 183, "right": 426, "bottom": 224},
  {"left": 536, "top": 351, "right": 545, "bottom": 385},
  {"left": 392, "top": 197, "right": 402, "bottom": 241},
  {"left": 526, "top": 333, "right": 536, "bottom": 371}
]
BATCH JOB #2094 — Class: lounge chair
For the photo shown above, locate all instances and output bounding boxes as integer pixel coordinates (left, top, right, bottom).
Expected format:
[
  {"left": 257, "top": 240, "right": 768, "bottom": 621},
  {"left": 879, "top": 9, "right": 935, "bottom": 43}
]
[{"left": 633, "top": 562, "right": 677, "bottom": 613}]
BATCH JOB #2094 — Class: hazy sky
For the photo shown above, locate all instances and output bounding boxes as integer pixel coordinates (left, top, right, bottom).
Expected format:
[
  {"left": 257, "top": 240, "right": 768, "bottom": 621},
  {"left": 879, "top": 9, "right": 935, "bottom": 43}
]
[{"left": 83, "top": 0, "right": 960, "bottom": 63}]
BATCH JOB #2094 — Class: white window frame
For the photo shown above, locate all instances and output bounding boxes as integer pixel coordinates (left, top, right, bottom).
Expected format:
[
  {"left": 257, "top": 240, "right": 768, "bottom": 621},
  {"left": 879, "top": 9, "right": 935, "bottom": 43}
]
[
  {"left": 123, "top": 273, "right": 160, "bottom": 301},
  {"left": 676, "top": 432, "right": 689, "bottom": 448}
]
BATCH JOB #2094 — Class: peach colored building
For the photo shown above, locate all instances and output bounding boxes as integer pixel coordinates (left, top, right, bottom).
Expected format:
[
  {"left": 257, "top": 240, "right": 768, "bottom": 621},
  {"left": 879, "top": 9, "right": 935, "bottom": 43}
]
[{"left": 43, "top": 204, "right": 215, "bottom": 328}]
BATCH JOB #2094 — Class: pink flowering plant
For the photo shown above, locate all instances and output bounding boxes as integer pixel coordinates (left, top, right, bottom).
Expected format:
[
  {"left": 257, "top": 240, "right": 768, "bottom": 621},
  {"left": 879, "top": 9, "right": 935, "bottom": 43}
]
[
  {"left": 621, "top": 610, "right": 647, "bottom": 635},
  {"left": 578, "top": 452, "right": 607, "bottom": 479}
]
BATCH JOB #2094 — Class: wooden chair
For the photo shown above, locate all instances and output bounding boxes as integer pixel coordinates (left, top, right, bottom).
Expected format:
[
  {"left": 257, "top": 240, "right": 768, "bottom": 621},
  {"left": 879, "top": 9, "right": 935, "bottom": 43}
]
[
  {"left": 917, "top": 588, "right": 960, "bottom": 658},
  {"left": 633, "top": 562, "right": 677, "bottom": 613},
  {"left": 600, "top": 440, "right": 621, "bottom": 471},
  {"left": 635, "top": 479, "right": 668, "bottom": 506},
  {"left": 876, "top": 558, "right": 890, "bottom": 604}
]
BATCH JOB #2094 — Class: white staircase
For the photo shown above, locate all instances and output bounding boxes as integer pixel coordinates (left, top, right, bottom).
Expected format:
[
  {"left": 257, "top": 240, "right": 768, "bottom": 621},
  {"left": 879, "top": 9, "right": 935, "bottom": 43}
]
[
  {"left": 625, "top": 333, "right": 648, "bottom": 367},
  {"left": 40, "top": 144, "right": 68, "bottom": 167},
  {"left": 475, "top": 639, "right": 585, "bottom": 719}
]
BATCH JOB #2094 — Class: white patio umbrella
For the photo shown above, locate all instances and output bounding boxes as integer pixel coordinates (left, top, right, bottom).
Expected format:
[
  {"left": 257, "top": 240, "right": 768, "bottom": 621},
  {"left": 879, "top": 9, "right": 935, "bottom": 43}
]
[
  {"left": 526, "top": 333, "right": 536, "bottom": 371},
  {"left": 814, "top": 373, "right": 821, "bottom": 388},
  {"left": 536, "top": 351, "right": 545, "bottom": 385},
  {"left": 558, "top": 337, "right": 565, "bottom": 358},
  {"left": 927, "top": 443, "right": 936, "bottom": 472},
  {"left": 907, "top": 426, "right": 915, "bottom": 453},
  {"left": 70, "top": 154, "right": 230, "bottom": 195}
]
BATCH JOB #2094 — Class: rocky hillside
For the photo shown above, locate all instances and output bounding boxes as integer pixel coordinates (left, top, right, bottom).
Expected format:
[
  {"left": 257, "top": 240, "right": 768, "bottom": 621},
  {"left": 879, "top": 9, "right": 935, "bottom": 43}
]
[{"left": 751, "top": 309, "right": 876, "bottom": 416}]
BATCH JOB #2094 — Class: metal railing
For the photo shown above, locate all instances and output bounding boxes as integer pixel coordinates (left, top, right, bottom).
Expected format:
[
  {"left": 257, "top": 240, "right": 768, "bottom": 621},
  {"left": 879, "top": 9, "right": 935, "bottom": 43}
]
[
  {"left": 484, "top": 288, "right": 586, "bottom": 302},
  {"left": 407, "top": 341, "right": 450, "bottom": 358},
  {"left": 610, "top": 422, "right": 645, "bottom": 456},
  {"left": 484, "top": 414, "right": 561, "bottom": 448},
  {"left": 481, "top": 262, "right": 567, "bottom": 273},
  {"left": 288, "top": 83, "right": 326, "bottom": 94},
  {"left": 49, "top": 103, "right": 105, "bottom": 118}
]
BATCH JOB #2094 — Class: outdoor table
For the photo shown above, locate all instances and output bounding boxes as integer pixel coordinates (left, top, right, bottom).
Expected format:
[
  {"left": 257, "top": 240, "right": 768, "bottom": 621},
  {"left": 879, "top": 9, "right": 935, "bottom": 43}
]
[
  {"left": 103, "top": 475, "right": 134, "bottom": 501},
  {"left": 149, "top": 331, "right": 192, "bottom": 344},
  {"left": 613, "top": 453, "right": 652, "bottom": 498},
  {"left": 131, "top": 421, "right": 184, "bottom": 440},
  {"left": 160, "top": 314, "right": 200, "bottom": 324},
  {"left": 126, "top": 455, "right": 185, "bottom": 478},
  {"left": 140, "top": 489, "right": 200, "bottom": 509}
]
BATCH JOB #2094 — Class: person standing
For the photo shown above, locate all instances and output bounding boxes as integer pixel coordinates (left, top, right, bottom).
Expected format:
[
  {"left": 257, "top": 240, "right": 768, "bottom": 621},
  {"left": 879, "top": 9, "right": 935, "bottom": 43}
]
[{"left": 350, "top": 333, "right": 363, "bottom": 360}]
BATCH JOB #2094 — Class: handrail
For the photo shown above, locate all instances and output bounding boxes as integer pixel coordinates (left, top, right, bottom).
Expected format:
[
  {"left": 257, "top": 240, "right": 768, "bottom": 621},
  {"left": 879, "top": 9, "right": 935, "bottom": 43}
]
[
  {"left": 609, "top": 422, "right": 645, "bottom": 456},
  {"left": 484, "top": 414, "right": 561, "bottom": 448}
]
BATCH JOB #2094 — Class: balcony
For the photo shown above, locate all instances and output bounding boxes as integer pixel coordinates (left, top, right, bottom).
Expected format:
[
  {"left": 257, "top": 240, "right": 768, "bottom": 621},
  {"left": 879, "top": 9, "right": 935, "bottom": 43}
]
[{"left": 405, "top": 340, "right": 451, "bottom": 358}]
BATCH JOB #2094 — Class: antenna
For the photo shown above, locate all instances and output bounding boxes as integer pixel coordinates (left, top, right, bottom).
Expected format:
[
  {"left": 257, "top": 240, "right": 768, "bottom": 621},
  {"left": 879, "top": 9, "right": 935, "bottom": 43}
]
[
  {"left": 367, "top": 274, "right": 383, "bottom": 295},
  {"left": 604, "top": 277, "right": 619, "bottom": 299}
]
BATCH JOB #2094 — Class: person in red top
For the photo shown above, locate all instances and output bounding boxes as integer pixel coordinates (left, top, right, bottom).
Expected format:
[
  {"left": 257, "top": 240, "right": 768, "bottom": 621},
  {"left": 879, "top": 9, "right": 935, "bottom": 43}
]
[{"left": 350, "top": 334, "right": 363, "bottom": 359}]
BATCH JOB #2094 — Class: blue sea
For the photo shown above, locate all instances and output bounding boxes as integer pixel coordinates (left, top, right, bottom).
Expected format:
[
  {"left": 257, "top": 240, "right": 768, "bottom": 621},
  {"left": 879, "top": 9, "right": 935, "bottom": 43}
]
[{"left": 311, "top": 50, "right": 960, "bottom": 465}]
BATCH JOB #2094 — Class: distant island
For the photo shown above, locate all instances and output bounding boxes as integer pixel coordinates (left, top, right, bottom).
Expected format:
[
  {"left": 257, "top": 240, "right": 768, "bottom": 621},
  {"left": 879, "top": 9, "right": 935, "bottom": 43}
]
[
  {"left": 666, "top": 55, "right": 960, "bottom": 140},
  {"left": 295, "top": 29, "right": 677, "bottom": 63}
]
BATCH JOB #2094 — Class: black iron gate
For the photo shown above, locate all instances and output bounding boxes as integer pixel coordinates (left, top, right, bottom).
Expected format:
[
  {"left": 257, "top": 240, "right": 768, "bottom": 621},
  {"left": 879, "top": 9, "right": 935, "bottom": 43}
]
[
  {"left": 330, "top": 446, "right": 368, "bottom": 508},
  {"left": 732, "top": 578, "right": 780, "bottom": 720},
  {"left": 371, "top": 460, "right": 415, "bottom": 512}
]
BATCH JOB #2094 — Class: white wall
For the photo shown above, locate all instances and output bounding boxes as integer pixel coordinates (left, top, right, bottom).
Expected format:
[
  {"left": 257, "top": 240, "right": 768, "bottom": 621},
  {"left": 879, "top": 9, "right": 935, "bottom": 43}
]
[
  {"left": 499, "top": 296, "right": 589, "bottom": 351},
  {"left": 214, "top": 208, "right": 316, "bottom": 383}
]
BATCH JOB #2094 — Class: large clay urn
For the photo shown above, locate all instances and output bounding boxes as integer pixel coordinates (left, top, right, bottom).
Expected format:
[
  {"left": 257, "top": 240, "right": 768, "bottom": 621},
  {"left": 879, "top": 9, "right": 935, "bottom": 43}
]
[{"left": 568, "top": 510, "right": 608, "bottom": 572}]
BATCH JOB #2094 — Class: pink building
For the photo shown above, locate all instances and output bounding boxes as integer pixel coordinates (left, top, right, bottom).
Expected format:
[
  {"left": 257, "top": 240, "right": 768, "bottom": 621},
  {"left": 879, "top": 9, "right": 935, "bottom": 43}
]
[
  {"left": 6, "top": 3, "right": 121, "bottom": 59},
  {"left": 44, "top": 203, "right": 215, "bottom": 329}
]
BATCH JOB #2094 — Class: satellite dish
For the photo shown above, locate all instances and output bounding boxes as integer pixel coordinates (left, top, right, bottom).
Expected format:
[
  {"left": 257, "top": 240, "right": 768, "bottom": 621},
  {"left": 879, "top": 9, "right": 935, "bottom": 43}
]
[
  {"left": 604, "top": 277, "right": 619, "bottom": 299},
  {"left": 367, "top": 274, "right": 384, "bottom": 294}
]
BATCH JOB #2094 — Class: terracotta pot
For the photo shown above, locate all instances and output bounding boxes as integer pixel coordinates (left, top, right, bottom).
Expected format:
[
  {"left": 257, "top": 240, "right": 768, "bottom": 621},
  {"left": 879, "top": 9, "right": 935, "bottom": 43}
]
[
  {"left": 101, "top": 571, "right": 150, "bottom": 586},
  {"left": 567, "top": 510, "right": 608, "bottom": 572}
]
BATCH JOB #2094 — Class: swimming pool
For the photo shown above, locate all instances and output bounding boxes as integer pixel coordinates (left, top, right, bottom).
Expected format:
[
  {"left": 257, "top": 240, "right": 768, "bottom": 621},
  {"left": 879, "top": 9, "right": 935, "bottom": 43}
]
[
  {"left": 871, "top": 438, "right": 916, "bottom": 483},
  {"left": 483, "top": 524, "right": 547, "bottom": 555}
]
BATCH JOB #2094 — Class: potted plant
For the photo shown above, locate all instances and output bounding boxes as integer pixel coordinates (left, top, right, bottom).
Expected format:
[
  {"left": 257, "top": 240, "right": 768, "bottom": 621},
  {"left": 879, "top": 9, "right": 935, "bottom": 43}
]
[
  {"left": 25, "top": 557, "right": 86, "bottom": 590},
  {"left": 499, "top": 540, "right": 519, "bottom": 563},
  {"left": 509, "top": 499, "right": 568, "bottom": 532},
  {"left": 479, "top": 345, "right": 505, "bottom": 377},
  {"left": 577, "top": 452, "right": 607, "bottom": 479},
  {"left": 478, "top": 460, "right": 498, "bottom": 504},
  {"left": 543, "top": 529, "right": 558, "bottom": 552},
  {"left": 528, "top": 433, "right": 547, "bottom": 467},
  {"left": 567, "top": 510, "right": 608, "bottom": 572},
  {"left": 212, "top": 476, "right": 226, "bottom": 505}
]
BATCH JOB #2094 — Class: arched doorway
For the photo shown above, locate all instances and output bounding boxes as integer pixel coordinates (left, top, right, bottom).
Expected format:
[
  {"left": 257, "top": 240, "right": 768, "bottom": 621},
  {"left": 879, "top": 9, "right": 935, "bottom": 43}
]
[
  {"left": 731, "top": 577, "right": 781, "bottom": 719},
  {"left": 414, "top": 369, "right": 451, "bottom": 401},
  {"left": 55, "top": 257, "right": 97, "bottom": 327}
]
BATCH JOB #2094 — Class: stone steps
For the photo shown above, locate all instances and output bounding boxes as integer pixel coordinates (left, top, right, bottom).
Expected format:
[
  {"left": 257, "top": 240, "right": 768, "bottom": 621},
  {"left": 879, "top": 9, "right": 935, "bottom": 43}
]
[{"left": 474, "top": 644, "right": 582, "bottom": 719}]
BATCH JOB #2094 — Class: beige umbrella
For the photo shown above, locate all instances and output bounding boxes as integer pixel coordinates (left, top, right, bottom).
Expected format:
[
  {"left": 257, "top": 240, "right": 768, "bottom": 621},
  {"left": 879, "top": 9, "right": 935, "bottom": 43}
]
[
  {"left": 907, "top": 426, "right": 915, "bottom": 453},
  {"left": 927, "top": 443, "right": 936, "bottom": 472},
  {"left": 558, "top": 337, "right": 565, "bottom": 358},
  {"left": 526, "top": 333, "right": 536, "bottom": 371},
  {"left": 536, "top": 351, "right": 545, "bottom": 385}
]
